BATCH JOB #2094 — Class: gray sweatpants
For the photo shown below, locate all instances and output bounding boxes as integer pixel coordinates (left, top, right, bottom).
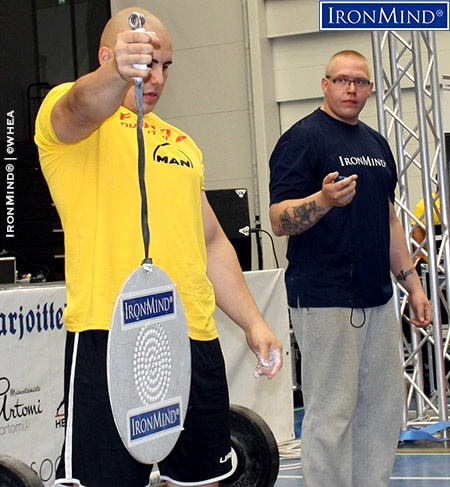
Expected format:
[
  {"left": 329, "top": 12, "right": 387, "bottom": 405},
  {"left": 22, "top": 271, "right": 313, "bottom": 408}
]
[{"left": 290, "top": 300, "right": 403, "bottom": 487}]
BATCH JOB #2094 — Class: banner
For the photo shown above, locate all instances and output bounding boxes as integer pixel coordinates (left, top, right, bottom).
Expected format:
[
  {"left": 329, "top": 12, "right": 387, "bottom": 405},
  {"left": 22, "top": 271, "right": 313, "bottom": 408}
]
[
  {"left": 215, "top": 269, "right": 294, "bottom": 443},
  {"left": 0, "top": 283, "right": 66, "bottom": 485}
]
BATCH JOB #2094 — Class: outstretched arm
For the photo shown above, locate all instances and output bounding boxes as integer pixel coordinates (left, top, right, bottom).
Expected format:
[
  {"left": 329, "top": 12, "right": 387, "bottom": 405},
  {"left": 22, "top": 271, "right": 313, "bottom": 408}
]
[
  {"left": 51, "top": 30, "right": 159, "bottom": 144},
  {"left": 202, "top": 191, "right": 283, "bottom": 379}
]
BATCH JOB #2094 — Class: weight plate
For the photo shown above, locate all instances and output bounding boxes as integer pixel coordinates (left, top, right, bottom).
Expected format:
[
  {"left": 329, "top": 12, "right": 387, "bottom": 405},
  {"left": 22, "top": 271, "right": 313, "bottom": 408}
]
[
  {"left": 220, "top": 404, "right": 280, "bottom": 487},
  {"left": 0, "top": 455, "right": 44, "bottom": 487}
]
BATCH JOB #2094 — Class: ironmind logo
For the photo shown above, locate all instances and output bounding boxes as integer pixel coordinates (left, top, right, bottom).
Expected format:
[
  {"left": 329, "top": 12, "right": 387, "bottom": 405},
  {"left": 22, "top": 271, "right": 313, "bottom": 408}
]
[
  {"left": 128, "top": 400, "right": 182, "bottom": 445},
  {"left": 338, "top": 154, "right": 387, "bottom": 167},
  {"left": 122, "top": 289, "right": 175, "bottom": 326},
  {"left": 319, "top": 1, "right": 450, "bottom": 31}
]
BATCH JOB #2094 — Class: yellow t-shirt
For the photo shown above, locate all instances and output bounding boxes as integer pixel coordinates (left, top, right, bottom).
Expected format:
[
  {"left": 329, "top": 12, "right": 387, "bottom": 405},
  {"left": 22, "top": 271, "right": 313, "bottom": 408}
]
[
  {"left": 35, "top": 83, "right": 218, "bottom": 340},
  {"left": 412, "top": 192, "right": 441, "bottom": 262},
  {"left": 413, "top": 193, "right": 441, "bottom": 225}
]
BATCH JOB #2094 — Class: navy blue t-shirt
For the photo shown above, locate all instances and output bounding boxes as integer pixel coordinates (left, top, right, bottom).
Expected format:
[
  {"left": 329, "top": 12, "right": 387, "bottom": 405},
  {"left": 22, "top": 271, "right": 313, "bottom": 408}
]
[{"left": 269, "top": 109, "right": 397, "bottom": 308}]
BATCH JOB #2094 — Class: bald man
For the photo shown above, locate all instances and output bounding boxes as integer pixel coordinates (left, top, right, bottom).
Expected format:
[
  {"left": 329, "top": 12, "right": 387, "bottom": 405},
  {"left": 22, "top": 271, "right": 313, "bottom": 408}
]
[{"left": 35, "top": 7, "right": 282, "bottom": 487}]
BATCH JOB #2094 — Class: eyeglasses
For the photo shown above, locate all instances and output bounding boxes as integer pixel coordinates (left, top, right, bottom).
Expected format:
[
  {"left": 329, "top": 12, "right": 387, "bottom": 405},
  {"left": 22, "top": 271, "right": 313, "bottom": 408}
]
[{"left": 326, "top": 76, "right": 371, "bottom": 89}]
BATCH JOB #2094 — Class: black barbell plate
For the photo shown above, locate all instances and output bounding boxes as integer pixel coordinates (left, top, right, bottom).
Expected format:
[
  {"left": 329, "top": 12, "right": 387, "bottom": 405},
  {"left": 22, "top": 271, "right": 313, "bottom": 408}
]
[
  {"left": 220, "top": 404, "right": 280, "bottom": 487},
  {"left": 0, "top": 455, "right": 45, "bottom": 487}
]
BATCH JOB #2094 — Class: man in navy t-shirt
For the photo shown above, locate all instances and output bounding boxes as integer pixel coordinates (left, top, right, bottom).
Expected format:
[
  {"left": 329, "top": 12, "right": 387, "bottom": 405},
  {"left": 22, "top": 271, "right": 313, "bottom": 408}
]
[{"left": 269, "top": 50, "right": 432, "bottom": 487}]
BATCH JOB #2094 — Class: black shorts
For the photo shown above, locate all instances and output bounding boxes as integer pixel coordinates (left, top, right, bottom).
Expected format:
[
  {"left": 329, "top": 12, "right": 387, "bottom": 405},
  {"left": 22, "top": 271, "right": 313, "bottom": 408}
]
[{"left": 56, "top": 331, "right": 232, "bottom": 487}]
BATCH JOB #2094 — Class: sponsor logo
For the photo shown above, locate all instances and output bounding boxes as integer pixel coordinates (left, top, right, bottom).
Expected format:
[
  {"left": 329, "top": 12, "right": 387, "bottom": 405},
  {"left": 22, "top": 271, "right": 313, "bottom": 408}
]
[
  {"left": 119, "top": 111, "right": 192, "bottom": 166},
  {"left": 127, "top": 399, "right": 182, "bottom": 445},
  {"left": 220, "top": 450, "right": 233, "bottom": 464},
  {"left": 119, "top": 111, "right": 187, "bottom": 143},
  {"left": 338, "top": 155, "right": 387, "bottom": 167},
  {"left": 320, "top": 1, "right": 449, "bottom": 31},
  {"left": 153, "top": 142, "right": 194, "bottom": 168},
  {"left": 55, "top": 399, "right": 65, "bottom": 429},
  {"left": 122, "top": 288, "right": 175, "bottom": 327},
  {"left": 0, "top": 376, "right": 43, "bottom": 437},
  {"left": 0, "top": 301, "right": 65, "bottom": 341}
]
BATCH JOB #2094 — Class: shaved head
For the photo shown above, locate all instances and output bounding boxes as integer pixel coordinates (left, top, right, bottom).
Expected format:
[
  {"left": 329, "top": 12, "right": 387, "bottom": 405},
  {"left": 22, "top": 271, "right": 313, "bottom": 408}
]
[
  {"left": 100, "top": 7, "right": 170, "bottom": 49},
  {"left": 325, "top": 50, "right": 371, "bottom": 79}
]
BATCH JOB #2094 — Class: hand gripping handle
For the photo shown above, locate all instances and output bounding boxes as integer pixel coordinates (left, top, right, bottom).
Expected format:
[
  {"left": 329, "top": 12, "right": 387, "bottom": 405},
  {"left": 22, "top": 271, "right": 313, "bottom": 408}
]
[{"left": 129, "top": 12, "right": 147, "bottom": 82}]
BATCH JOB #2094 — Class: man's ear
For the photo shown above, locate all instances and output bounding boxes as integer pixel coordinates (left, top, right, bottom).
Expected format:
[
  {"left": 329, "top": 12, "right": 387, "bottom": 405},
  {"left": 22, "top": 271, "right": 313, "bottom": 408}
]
[
  {"left": 321, "top": 77, "right": 328, "bottom": 95},
  {"left": 98, "top": 46, "right": 112, "bottom": 66}
]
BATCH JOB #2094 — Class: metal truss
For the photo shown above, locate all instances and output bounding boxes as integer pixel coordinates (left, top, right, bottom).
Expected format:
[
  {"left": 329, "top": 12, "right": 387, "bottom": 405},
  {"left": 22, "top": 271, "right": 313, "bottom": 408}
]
[{"left": 371, "top": 31, "right": 450, "bottom": 432}]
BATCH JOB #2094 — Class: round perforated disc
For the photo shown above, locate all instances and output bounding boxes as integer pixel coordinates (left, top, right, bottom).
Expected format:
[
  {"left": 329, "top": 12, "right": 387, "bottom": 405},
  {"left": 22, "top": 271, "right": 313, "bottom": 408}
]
[{"left": 107, "top": 264, "right": 191, "bottom": 464}]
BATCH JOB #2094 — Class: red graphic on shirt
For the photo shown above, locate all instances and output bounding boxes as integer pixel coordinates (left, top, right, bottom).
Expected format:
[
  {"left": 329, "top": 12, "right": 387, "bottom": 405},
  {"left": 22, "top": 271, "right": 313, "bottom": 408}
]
[{"left": 119, "top": 111, "right": 187, "bottom": 143}]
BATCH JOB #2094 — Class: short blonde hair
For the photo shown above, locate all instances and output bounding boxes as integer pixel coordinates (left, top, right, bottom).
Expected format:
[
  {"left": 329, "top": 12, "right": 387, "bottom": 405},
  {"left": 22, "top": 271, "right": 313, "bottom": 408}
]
[{"left": 325, "top": 50, "right": 371, "bottom": 78}]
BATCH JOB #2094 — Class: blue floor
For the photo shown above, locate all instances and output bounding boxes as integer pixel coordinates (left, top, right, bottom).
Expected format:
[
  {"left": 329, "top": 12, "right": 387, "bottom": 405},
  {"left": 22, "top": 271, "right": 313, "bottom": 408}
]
[
  {"left": 274, "top": 407, "right": 450, "bottom": 486},
  {"left": 276, "top": 453, "right": 450, "bottom": 486}
]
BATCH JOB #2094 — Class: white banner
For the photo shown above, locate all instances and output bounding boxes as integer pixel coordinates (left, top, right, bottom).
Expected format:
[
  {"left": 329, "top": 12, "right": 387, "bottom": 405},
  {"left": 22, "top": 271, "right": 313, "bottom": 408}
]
[
  {"left": 215, "top": 268, "right": 294, "bottom": 443},
  {"left": 0, "top": 283, "right": 66, "bottom": 486}
]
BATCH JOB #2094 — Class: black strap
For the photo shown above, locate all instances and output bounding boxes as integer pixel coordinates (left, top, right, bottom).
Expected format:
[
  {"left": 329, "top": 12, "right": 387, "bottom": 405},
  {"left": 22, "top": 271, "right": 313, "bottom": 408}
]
[{"left": 135, "top": 80, "right": 152, "bottom": 265}]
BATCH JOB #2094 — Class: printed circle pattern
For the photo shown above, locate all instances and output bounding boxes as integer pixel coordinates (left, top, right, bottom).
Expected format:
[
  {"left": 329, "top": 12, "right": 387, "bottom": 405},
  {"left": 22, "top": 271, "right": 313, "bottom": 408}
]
[{"left": 133, "top": 323, "right": 172, "bottom": 404}]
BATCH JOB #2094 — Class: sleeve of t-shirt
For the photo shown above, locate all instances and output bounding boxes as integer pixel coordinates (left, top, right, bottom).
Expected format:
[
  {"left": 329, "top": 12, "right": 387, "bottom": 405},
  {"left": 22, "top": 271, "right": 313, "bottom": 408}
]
[
  {"left": 269, "top": 130, "right": 320, "bottom": 205},
  {"left": 34, "top": 82, "right": 73, "bottom": 150},
  {"left": 379, "top": 134, "right": 398, "bottom": 203}
]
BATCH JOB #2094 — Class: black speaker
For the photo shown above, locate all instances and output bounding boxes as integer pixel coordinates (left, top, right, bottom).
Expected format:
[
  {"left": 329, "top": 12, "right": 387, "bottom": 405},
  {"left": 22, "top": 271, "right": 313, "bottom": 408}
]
[
  {"left": 206, "top": 189, "right": 251, "bottom": 271},
  {"left": 0, "top": 140, "right": 64, "bottom": 281}
]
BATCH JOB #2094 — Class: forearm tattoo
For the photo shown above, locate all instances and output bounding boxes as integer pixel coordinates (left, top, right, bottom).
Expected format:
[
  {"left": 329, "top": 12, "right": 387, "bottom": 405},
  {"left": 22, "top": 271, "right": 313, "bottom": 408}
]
[
  {"left": 280, "top": 201, "right": 325, "bottom": 235},
  {"left": 396, "top": 267, "right": 414, "bottom": 282}
]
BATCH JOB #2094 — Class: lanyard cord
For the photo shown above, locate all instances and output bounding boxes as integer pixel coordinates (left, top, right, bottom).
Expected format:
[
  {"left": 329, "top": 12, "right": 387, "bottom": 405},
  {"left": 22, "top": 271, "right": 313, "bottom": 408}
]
[
  {"left": 128, "top": 12, "right": 152, "bottom": 267},
  {"left": 347, "top": 202, "right": 366, "bottom": 328},
  {"left": 135, "top": 79, "right": 152, "bottom": 266}
]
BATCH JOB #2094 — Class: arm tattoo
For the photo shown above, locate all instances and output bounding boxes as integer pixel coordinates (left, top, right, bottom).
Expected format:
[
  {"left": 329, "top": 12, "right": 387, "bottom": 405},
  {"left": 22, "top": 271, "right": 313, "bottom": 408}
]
[
  {"left": 396, "top": 267, "right": 414, "bottom": 282},
  {"left": 280, "top": 201, "right": 326, "bottom": 235}
]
